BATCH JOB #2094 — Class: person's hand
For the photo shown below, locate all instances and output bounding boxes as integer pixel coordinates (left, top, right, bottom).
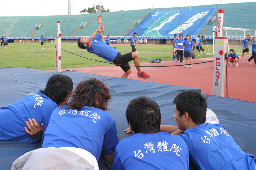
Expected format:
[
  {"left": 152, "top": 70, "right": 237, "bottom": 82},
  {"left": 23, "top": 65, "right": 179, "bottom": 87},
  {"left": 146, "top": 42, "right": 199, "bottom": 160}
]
[
  {"left": 97, "top": 15, "right": 102, "bottom": 24},
  {"left": 24, "top": 118, "right": 44, "bottom": 141},
  {"left": 124, "top": 127, "right": 133, "bottom": 134}
]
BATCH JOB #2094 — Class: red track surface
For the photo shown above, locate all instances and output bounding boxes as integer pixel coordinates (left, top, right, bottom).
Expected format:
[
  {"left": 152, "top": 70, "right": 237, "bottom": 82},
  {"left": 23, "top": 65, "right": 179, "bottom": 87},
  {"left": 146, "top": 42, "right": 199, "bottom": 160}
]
[{"left": 63, "top": 58, "right": 256, "bottom": 103}]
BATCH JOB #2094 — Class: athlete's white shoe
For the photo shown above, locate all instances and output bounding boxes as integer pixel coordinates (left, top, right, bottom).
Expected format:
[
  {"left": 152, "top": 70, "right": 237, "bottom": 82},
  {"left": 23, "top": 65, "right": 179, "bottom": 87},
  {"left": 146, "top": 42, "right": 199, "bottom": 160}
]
[
  {"left": 236, "top": 63, "right": 238, "bottom": 67},
  {"left": 247, "top": 61, "right": 251, "bottom": 64}
]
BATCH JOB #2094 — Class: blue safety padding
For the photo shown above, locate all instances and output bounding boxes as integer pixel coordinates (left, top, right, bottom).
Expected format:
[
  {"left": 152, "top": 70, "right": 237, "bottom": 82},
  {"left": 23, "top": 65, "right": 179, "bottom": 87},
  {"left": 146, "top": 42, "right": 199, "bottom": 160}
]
[{"left": 0, "top": 67, "right": 255, "bottom": 169}]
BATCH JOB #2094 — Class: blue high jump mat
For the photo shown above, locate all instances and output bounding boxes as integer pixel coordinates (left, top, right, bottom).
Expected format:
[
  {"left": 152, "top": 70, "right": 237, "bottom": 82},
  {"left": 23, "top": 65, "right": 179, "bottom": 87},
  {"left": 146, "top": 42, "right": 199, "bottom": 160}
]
[{"left": 0, "top": 67, "right": 255, "bottom": 169}]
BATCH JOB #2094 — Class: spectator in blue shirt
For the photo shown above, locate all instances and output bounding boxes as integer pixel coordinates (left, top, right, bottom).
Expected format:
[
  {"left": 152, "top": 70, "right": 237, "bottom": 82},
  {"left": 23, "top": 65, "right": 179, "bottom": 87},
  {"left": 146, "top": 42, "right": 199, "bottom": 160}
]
[
  {"left": 42, "top": 78, "right": 119, "bottom": 163},
  {"left": 40, "top": 35, "right": 45, "bottom": 49},
  {"left": 242, "top": 35, "right": 250, "bottom": 60},
  {"left": 0, "top": 74, "right": 73, "bottom": 143},
  {"left": 228, "top": 49, "right": 239, "bottom": 67},
  {"left": 164, "top": 90, "right": 256, "bottom": 170},
  {"left": 3, "top": 36, "right": 8, "bottom": 49},
  {"left": 248, "top": 37, "right": 256, "bottom": 64},
  {"left": 113, "top": 97, "right": 189, "bottom": 170},
  {"left": 130, "top": 32, "right": 140, "bottom": 52},
  {"left": 195, "top": 35, "right": 200, "bottom": 55},
  {"left": 105, "top": 35, "right": 111, "bottom": 45},
  {"left": 183, "top": 35, "right": 195, "bottom": 68},
  {"left": 77, "top": 16, "right": 150, "bottom": 79},
  {"left": 173, "top": 34, "right": 178, "bottom": 61},
  {"left": 176, "top": 34, "right": 185, "bottom": 62}
]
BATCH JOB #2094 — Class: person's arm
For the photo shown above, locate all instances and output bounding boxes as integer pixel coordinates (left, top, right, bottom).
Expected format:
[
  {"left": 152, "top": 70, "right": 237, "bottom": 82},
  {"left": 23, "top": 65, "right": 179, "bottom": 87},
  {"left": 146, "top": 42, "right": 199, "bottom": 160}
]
[
  {"left": 87, "top": 29, "right": 100, "bottom": 48},
  {"left": 87, "top": 16, "right": 104, "bottom": 47},
  {"left": 102, "top": 121, "right": 119, "bottom": 163},
  {"left": 192, "top": 41, "right": 195, "bottom": 53},
  {"left": 97, "top": 15, "right": 104, "bottom": 36},
  {"left": 24, "top": 118, "right": 44, "bottom": 141},
  {"left": 171, "top": 129, "right": 184, "bottom": 135},
  {"left": 160, "top": 125, "right": 179, "bottom": 133}
]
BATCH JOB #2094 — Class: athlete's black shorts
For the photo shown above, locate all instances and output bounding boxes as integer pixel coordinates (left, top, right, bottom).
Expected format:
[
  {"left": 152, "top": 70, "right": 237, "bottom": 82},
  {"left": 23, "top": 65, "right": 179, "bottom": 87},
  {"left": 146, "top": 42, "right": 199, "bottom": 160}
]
[
  {"left": 41, "top": 42, "right": 44, "bottom": 45},
  {"left": 243, "top": 47, "right": 249, "bottom": 53},
  {"left": 112, "top": 52, "right": 133, "bottom": 72},
  {"left": 4, "top": 43, "right": 8, "bottom": 46},
  {"left": 196, "top": 46, "right": 204, "bottom": 52},
  {"left": 184, "top": 51, "right": 192, "bottom": 58},
  {"left": 131, "top": 45, "right": 136, "bottom": 52}
]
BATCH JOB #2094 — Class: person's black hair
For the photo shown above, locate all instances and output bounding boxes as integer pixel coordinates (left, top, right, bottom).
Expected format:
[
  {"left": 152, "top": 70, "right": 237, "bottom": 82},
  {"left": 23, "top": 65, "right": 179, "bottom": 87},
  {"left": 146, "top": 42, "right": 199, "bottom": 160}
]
[
  {"left": 126, "top": 97, "right": 161, "bottom": 133},
  {"left": 230, "top": 49, "right": 234, "bottom": 52},
  {"left": 173, "top": 90, "right": 207, "bottom": 124},
  {"left": 174, "top": 34, "right": 177, "bottom": 37},
  {"left": 77, "top": 38, "right": 87, "bottom": 49},
  {"left": 41, "top": 74, "right": 73, "bottom": 105},
  {"left": 186, "top": 35, "right": 190, "bottom": 37},
  {"left": 247, "top": 35, "right": 250, "bottom": 37},
  {"left": 41, "top": 35, "right": 43, "bottom": 37},
  {"left": 179, "top": 34, "right": 183, "bottom": 37},
  {"left": 202, "top": 36, "right": 204, "bottom": 38},
  {"left": 107, "top": 35, "right": 109, "bottom": 37},
  {"left": 198, "top": 35, "right": 200, "bottom": 37}
]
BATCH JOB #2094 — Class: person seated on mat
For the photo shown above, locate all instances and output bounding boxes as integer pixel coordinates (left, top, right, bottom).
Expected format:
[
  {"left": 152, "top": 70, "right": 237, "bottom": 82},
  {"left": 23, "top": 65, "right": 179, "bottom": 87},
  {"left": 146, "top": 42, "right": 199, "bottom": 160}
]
[
  {"left": 160, "top": 90, "right": 256, "bottom": 170},
  {"left": 228, "top": 49, "right": 239, "bottom": 67},
  {"left": 0, "top": 74, "right": 73, "bottom": 143},
  {"left": 42, "top": 78, "right": 119, "bottom": 163},
  {"left": 77, "top": 15, "right": 150, "bottom": 79},
  {"left": 113, "top": 97, "right": 189, "bottom": 170}
]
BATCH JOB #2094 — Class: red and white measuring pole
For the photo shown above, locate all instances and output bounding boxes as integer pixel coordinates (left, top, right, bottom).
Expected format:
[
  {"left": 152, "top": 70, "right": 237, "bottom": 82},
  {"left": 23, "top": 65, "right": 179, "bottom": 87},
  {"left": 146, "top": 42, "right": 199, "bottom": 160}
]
[
  {"left": 55, "top": 21, "right": 61, "bottom": 72},
  {"left": 212, "top": 9, "right": 228, "bottom": 97}
]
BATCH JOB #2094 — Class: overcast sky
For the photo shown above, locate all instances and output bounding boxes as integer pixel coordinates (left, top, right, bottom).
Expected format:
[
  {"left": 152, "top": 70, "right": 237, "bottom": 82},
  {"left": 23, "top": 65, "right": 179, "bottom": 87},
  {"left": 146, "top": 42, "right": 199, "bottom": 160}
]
[{"left": 0, "top": 0, "right": 255, "bottom": 16}]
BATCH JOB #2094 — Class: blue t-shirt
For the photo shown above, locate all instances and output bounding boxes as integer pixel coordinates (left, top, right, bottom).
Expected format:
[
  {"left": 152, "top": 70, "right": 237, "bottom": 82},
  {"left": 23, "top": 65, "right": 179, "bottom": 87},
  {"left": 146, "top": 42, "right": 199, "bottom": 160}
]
[
  {"left": 183, "top": 39, "right": 195, "bottom": 52},
  {"left": 252, "top": 42, "right": 256, "bottom": 52},
  {"left": 86, "top": 33, "right": 118, "bottom": 62},
  {"left": 0, "top": 91, "right": 57, "bottom": 143},
  {"left": 130, "top": 36, "right": 137, "bottom": 46},
  {"left": 228, "top": 53, "right": 239, "bottom": 59},
  {"left": 42, "top": 106, "right": 119, "bottom": 161},
  {"left": 3, "top": 38, "right": 7, "bottom": 43},
  {"left": 105, "top": 37, "right": 110, "bottom": 44},
  {"left": 40, "top": 37, "right": 44, "bottom": 42},
  {"left": 173, "top": 38, "right": 178, "bottom": 48},
  {"left": 113, "top": 132, "right": 189, "bottom": 170},
  {"left": 199, "top": 39, "right": 203, "bottom": 47},
  {"left": 181, "top": 123, "right": 256, "bottom": 170},
  {"left": 195, "top": 38, "right": 200, "bottom": 46},
  {"left": 243, "top": 38, "right": 250, "bottom": 48},
  {"left": 177, "top": 39, "right": 184, "bottom": 50}
]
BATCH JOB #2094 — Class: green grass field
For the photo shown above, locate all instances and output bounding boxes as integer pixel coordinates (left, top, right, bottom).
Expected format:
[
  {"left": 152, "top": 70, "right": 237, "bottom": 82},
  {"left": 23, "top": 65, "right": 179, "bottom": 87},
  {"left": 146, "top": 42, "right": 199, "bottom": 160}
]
[{"left": 0, "top": 42, "right": 241, "bottom": 70}]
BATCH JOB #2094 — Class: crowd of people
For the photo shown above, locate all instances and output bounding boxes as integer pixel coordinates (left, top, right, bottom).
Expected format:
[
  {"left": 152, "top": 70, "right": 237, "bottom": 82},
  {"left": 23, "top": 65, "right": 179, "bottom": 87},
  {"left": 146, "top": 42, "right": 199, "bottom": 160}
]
[
  {"left": 1, "top": 74, "right": 255, "bottom": 169},
  {"left": 172, "top": 34, "right": 256, "bottom": 68}
]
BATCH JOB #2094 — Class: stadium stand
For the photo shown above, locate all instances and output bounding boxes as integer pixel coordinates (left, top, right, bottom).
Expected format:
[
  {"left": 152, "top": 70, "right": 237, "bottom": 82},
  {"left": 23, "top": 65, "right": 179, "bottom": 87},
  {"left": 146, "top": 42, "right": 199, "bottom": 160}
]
[
  {"left": 132, "top": 8, "right": 217, "bottom": 36},
  {"left": 0, "top": 2, "right": 255, "bottom": 39}
]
